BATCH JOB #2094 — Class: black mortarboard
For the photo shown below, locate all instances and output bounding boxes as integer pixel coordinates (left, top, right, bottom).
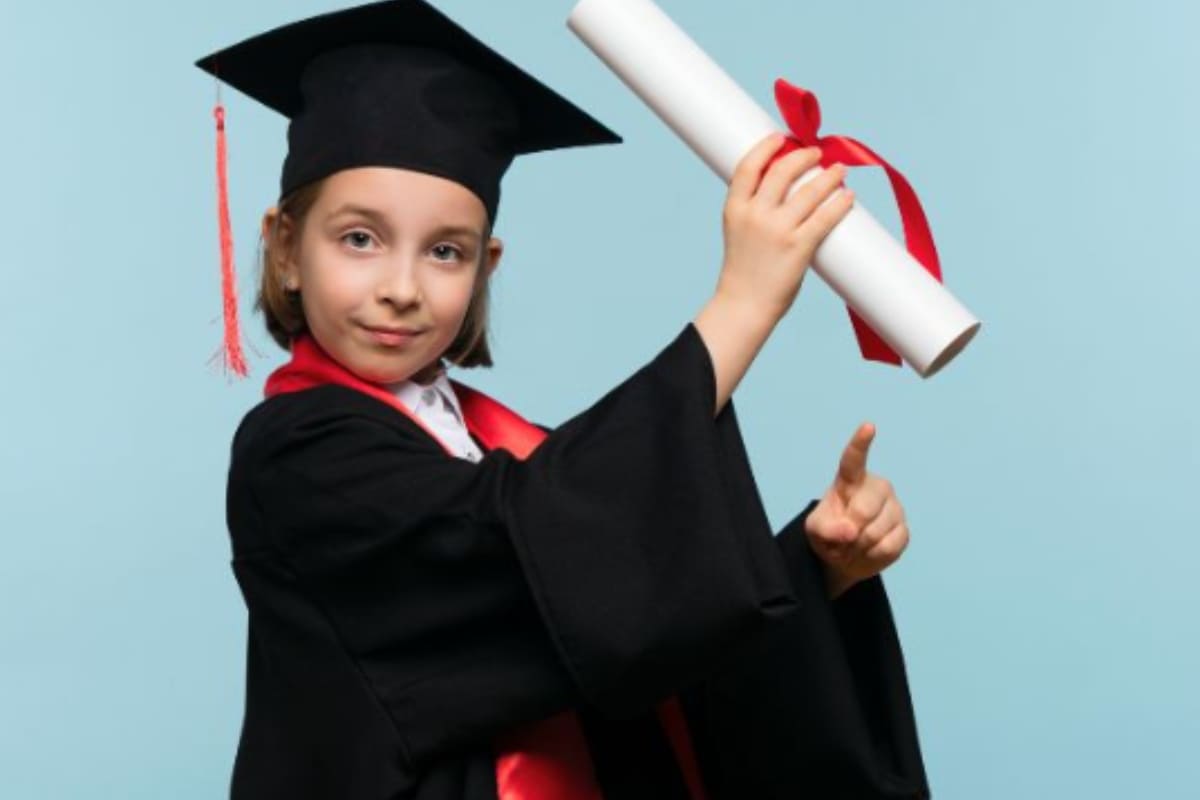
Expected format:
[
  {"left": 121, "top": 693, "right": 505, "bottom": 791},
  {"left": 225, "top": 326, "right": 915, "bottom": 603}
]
[{"left": 195, "top": 0, "right": 621, "bottom": 222}]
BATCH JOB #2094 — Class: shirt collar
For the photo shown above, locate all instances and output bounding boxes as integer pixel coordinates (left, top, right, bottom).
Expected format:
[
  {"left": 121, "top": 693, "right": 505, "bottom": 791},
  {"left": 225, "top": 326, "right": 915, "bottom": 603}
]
[{"left": 388, "top": 367, "right": 466, "bottom": 424}]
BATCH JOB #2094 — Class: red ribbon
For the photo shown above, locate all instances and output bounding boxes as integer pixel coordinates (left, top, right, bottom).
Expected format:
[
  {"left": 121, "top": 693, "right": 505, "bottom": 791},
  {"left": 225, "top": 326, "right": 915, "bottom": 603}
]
[{"left": 771, "top": 79, "right": 943, "bottom": 366}]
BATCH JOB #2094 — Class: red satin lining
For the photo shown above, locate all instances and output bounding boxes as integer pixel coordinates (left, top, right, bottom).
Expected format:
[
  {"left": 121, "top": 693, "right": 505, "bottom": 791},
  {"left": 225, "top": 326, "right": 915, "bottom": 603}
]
[
  {"left": 771, "top": 78, "right": 944, "bottom": 366},
  {"left": 263, "top": 334, "right": 709, "bottom": 800},
  {"left": 491, "top": 711, "right": 604, "bottom": 800},
  {"left": 657, "top": 697, "right": 711, "bottom": 800}
]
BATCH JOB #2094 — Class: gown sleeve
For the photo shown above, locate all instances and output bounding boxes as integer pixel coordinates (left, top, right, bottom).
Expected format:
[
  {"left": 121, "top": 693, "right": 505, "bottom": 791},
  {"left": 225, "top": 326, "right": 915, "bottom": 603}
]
[
  {"left": 230, "top": 322, "right": 799, "bottom": 774},
  {"left": 679, "top": 500, "right": 932, "bottom": 799}
]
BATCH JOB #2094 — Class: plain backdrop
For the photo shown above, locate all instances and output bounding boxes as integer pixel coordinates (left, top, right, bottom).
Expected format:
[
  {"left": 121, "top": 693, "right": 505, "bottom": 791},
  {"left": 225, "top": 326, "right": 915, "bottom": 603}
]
[{"left": 1, "top": 0, "right": 1196, "bottom": 796}]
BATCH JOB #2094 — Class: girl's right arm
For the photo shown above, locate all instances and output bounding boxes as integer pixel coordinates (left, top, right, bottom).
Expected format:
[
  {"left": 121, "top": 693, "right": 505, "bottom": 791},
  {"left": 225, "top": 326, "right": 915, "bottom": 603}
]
[{"left": 693, "top": 134, "right": 854, "bottom": 416}]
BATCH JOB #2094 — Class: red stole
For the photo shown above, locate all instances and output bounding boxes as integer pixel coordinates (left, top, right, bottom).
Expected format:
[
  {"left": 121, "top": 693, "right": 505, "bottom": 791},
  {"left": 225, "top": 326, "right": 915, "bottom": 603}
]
[{"left": 263, "top": 333, "right": 710, "bottom": 800}]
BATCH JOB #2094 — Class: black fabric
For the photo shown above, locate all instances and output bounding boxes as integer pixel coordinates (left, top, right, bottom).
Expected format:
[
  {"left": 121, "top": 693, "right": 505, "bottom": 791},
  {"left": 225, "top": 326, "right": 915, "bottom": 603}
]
[
  {"left": 224, "top": 321, "right": 929, "bottom": 799},
  {"left": 576, "top": 707, "right": 692, "bottom": 800},
  {"left": 194, "top": 0, "right": 621, "bottom": 218},
  {"left": 679, "top": 506, "right": 931, "bottom": 799}
]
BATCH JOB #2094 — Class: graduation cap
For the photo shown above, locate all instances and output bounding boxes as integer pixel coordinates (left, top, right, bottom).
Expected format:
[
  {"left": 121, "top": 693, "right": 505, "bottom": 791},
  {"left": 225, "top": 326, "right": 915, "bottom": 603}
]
[{"left": 195, "top": 0, "right": 622, "bottom": 376}]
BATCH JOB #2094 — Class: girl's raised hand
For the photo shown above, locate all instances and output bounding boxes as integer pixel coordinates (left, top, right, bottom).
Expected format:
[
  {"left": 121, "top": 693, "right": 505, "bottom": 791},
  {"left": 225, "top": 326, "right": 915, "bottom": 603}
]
[
  {"left": 804, "top": 422, "right": 911, "bottom": 598},
  {"left": 691, "top": 134, "right": 855, "bottom": 417},
  {"left": 715, "top": 133, "right": 854, "bottom": 323}
]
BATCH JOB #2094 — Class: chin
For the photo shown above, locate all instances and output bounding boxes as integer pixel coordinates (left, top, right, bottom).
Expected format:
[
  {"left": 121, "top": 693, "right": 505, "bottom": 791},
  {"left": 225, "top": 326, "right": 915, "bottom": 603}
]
[
  {"left": 355, "top": 359, "right": 419, "bottom": 385},
  {"left": 318, "top": 329, "right": 417, "bottom": 385},
  {"left": 330, "top": 347, "right": 412, "bottom": 386}
]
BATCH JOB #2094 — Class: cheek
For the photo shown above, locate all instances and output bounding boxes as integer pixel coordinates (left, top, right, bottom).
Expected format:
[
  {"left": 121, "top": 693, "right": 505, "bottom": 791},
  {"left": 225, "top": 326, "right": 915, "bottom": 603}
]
[
  {"left": 304, "top": 253, "right": 371, "bottom": 308},
  {"left": 431, "top": 270, "right": 479, "bottom": 319}
]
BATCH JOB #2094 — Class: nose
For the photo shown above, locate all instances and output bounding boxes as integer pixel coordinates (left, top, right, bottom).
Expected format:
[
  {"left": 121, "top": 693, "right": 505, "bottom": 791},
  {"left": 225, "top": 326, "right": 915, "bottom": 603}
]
[{"left": 376, "top": 253, "right": 422, "bottom": 309}]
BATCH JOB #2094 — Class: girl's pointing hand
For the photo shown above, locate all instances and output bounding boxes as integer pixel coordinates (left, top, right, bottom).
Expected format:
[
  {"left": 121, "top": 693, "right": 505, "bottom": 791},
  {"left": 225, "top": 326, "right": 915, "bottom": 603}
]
[{"left": 804, "top": 422, "right": 910, "bottom": 598}]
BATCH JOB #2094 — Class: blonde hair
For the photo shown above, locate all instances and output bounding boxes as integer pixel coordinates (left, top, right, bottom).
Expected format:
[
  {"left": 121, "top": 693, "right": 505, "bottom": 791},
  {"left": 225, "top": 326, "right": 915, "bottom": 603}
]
[{"left": 255, "top": 178, "right": 496, "bottom": 368}]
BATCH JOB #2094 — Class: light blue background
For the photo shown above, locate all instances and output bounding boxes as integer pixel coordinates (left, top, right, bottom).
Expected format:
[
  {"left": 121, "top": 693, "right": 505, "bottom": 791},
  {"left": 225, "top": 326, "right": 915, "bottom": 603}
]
[{"left": 1, "top": 0, "right": 1195, "bottom": 796}]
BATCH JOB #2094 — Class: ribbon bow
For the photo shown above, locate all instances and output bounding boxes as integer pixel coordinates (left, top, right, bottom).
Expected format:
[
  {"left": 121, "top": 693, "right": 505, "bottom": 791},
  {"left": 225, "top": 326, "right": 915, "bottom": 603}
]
[{"left": 772, "top": 79, "right": 943, "bottom": 366}]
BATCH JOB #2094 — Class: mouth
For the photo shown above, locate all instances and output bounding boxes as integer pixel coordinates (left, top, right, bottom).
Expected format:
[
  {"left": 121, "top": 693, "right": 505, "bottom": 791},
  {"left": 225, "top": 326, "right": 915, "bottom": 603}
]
[{"left": 361, "top": 324, "right": 426, "bottom": 346}]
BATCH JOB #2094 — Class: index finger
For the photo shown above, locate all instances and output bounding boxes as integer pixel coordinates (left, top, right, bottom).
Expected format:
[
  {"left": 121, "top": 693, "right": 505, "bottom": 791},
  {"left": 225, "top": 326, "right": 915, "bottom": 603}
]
[
  {"left": 835, "top": 422, "right": 876, "bottom": 496},
  {"left": 729, "top": 133, "right": 788, "bottom": 201}
]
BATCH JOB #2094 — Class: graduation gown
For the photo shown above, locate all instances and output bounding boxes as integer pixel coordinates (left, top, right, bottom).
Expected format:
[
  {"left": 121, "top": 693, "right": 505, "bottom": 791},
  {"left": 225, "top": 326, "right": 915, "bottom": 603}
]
[{"left": 224, "top": 321, "right": 930, "bottom": 799}]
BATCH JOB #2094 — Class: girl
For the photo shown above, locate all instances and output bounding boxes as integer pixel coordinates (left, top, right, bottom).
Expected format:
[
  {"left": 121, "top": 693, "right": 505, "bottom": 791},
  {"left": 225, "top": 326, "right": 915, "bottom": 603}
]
[{"left": 202, "top": 1, "right": 929, "bottom": 798}]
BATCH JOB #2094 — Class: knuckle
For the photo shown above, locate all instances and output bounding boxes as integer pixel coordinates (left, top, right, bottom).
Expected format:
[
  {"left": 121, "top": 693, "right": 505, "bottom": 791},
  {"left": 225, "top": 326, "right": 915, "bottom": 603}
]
[
  {"left": 724, "top": 201, "right": 749, "bottom": 224},
  {"left": 733, "top": 203, "right": 758, "bottom": 229}
]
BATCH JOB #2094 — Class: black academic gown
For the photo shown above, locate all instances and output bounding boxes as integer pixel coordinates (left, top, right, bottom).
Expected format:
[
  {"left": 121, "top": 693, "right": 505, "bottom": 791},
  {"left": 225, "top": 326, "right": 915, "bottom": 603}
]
[{"left": 224, "top": 322, "right": 930, "bottom": 799}]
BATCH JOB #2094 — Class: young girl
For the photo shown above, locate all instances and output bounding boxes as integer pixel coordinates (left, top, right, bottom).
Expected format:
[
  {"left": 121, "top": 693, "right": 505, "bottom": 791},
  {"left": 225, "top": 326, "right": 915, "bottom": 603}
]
[{"left": 202, "top": 1, "right": 929, "bottom": 798}]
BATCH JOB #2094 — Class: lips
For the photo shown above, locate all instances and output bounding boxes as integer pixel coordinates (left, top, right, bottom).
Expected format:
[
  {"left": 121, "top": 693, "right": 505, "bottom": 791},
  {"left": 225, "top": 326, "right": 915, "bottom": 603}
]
[
  {"left": 362, "top": 323, "right": 425, "bottom": 347},
  {"left": 364, "top": 325, "right": 423, "bottom": 336}
]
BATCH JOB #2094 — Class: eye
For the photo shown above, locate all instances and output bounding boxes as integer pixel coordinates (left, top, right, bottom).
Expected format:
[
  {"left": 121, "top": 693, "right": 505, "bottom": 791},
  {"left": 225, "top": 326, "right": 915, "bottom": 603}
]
[
  {"left": 340, "top": 230, "right": 376, "bottom": 251},
  {"left": 430, "top": 243, "right": 465, "bottom": 263}
]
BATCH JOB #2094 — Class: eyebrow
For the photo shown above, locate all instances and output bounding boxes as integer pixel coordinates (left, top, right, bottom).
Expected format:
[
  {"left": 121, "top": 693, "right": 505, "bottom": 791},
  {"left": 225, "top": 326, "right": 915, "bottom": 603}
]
[
  {"left": 327, "top": 203, "right": 389, "bottom": 226},
  {"left": 326, "top": 204, "right": 482, "bottom": 240}
]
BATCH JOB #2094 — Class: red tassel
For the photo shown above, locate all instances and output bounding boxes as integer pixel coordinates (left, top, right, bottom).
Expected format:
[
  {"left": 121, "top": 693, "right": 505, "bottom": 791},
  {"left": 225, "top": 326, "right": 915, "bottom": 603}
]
[{"left": 214, "top": 103, "right": 249, "bottom": 377}]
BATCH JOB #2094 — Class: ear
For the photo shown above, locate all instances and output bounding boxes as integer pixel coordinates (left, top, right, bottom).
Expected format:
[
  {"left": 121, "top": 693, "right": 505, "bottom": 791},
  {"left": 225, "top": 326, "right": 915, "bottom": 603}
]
[
  {"left": 262, "top": 206, "right": 301, "bottom": 290},
  {"left": 484, "top": 235, "right": 504, "bottom": 278},
  {"left": 260, "top": 205, "right": 279, "bottom": 241}
]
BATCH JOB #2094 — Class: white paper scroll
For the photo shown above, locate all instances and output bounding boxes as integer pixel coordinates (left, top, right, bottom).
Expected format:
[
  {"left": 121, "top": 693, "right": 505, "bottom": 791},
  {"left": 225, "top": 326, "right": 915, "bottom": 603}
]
[{"left": 567, "top": 0, "right": 981, "bottom": 377}]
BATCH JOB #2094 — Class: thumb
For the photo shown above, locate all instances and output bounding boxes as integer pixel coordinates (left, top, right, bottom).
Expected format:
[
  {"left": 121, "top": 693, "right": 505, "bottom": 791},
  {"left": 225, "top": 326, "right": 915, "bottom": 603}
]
[
  {"left": 807, "top": 501, "right": 857, "bottom": 546},
  {"left": 836, "top": 517, "right": 858, "bottom": 544},
  {"left": 817, "top": 518, "right": 859, "bottom": 563},
  {"left": 834, "top": 422, "right": 876, "bottom": 500}
]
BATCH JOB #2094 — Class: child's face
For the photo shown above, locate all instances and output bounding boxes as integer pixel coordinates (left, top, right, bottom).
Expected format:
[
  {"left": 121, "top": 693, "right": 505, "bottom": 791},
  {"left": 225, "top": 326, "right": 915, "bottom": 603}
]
[{"left": 281, "top": 166, "right": 501, "bottom": 384}]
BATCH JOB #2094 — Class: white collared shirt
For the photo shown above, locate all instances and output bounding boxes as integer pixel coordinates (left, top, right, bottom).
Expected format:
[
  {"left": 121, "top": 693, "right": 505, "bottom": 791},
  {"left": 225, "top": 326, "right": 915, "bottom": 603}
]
[{"left": 388, "top": 367, "right": 484, "bottom": 463}]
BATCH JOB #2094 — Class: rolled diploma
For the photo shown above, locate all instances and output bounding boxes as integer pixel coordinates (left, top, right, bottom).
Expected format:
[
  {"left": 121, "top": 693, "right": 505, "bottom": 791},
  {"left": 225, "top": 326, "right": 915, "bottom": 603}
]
[{"left": 568, "top": 0, "right": 981, "bottom": 377}]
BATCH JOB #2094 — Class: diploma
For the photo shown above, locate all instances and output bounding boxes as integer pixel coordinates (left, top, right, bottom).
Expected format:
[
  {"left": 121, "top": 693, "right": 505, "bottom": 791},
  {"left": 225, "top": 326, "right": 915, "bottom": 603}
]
[{"left": 567, "top": 0, "right": 981, "bottom": 378}]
